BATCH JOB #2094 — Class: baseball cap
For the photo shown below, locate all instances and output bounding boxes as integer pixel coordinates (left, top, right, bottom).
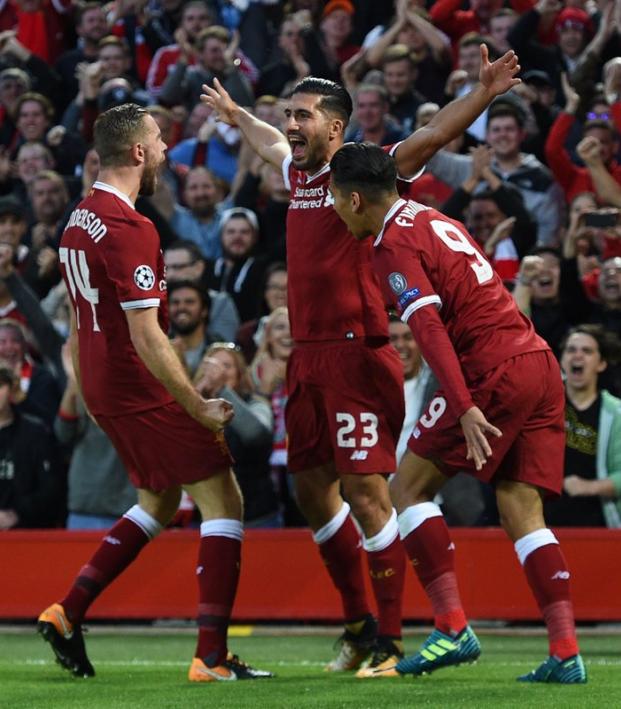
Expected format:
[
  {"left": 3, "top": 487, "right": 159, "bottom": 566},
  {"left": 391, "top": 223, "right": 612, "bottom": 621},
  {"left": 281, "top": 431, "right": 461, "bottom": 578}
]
[
  {"left": 220, "top": 207, "right": 259, "bottom": 232},
  {"left": 522, "top": 69, "right": 553, "bottom": 89},
  {"left": 0, "top": 195, "right": 26, "bottom": 220},
  {"left": 555, "top": 7, "right": 592, "bottom": 33},
  {"left": 322, "top": 0, "right": 354, "bottom": 19}
]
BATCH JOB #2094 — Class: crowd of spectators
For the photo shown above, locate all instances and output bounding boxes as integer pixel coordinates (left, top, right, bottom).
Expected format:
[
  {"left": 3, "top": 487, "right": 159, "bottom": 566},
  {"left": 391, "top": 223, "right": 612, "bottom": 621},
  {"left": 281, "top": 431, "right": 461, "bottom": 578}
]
[{"left": 0, "top": 0, "right": 620, "bottom": 531}]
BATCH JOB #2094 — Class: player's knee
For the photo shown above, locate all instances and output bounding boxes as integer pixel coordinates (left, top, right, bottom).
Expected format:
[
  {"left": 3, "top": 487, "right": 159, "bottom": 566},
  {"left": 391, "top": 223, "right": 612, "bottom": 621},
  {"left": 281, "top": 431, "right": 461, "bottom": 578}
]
[
  {"left": 141, "top": 489, "right": 182, "bottom": 526},
  {"left": 344, "top": 478, "right": 390, "bottom": 530}
]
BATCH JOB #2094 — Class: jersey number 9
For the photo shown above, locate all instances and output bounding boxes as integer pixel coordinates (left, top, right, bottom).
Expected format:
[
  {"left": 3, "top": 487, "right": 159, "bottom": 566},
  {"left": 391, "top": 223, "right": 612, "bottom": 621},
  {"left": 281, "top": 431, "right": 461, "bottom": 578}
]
[{"left": 430, "top": 219, "right": 494, "bottom": 285}]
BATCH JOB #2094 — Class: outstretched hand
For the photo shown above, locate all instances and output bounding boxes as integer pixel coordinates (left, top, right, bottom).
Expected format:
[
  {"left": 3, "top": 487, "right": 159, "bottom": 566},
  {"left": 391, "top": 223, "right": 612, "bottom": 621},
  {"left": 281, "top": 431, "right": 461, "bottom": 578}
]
[
  {"left": 479, "top": 44, "right": 521, "bottom": 98},
  {"left": 460, "top": 406, "right": 502, "bottom": 471},
  {"left": 200, "top": 78, "right": 240, "bottom": 126}
]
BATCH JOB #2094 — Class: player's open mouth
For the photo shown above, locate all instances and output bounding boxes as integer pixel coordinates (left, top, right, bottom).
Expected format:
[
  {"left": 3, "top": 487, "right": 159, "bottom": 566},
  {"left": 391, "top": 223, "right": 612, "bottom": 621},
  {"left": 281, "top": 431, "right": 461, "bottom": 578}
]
[
  {"left": 537, "top": 276, "right": 553, "bottom": 287},
  {"left": 289, "top": 136, "right": 306, "bottom": 159},
  {"left": 570, "top": 364, "right": 584, "bottom": 375}
]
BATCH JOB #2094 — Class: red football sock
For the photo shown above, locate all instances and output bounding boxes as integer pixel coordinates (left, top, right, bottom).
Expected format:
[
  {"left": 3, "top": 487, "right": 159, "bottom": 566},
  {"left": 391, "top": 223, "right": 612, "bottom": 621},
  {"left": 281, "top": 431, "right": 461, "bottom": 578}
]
[
  {"left": 318, "top": 514, "right": 370, "bottom": 623},
  {"left": 195, "top": 533, "right": 241, "bottom": 665},
  {"left": 61, "top": 516, "right": 151, "bottom": 624},
  {"left": 401, "top": 512, "right": 467, "bottom": 635},
  {"left": 366, "top": 536, "right": 405, "bottom": 638},
  {"left": 523, "top": 543, "right": 579, "bottom": 659}
]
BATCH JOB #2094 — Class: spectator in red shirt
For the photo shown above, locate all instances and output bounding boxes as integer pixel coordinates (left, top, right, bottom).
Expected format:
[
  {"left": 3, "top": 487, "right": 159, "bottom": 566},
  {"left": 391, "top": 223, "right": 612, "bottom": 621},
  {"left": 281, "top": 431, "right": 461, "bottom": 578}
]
[
  {"left": 146, "top": 0, "right": 212, "bottom": 97},
  {"left": 431, "top": 0, "right": 534, "bottom": 55},
  {"left": 545, "top": 75, "right": 621, "bottom": 204}
]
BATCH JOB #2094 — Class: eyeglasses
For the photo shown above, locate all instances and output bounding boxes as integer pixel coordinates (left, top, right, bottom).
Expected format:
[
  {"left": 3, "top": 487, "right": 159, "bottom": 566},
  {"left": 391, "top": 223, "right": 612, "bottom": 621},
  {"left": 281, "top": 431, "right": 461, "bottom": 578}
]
[{"left": 586, "top": 111, "right": 610, "bottom": 120}]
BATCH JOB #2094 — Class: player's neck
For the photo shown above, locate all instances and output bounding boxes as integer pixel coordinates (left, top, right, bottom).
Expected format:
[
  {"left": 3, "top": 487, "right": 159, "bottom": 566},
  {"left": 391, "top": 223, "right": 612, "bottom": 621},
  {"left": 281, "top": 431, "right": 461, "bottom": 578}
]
[
  {"left": 368, "top": 194, "right": 402, "bottom": 239},
  {"left": 96, "top": 169, "right": 139, "bottom": 205},
  {"left": 566, "top": 384, "right": 599, "bottom": 411}
]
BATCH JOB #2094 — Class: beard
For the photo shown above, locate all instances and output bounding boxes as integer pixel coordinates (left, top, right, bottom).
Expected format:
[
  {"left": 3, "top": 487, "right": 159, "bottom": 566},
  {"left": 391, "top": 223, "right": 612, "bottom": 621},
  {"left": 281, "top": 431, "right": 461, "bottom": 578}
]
[
  {"left": 139, "top": 158, "right": 159, "bottom": 196},
  {"left": 171, "top": 317, "right": 202, "bottom": 336},
  {"left": 190, "top": 200, "right": 215, "bottom": 218}
]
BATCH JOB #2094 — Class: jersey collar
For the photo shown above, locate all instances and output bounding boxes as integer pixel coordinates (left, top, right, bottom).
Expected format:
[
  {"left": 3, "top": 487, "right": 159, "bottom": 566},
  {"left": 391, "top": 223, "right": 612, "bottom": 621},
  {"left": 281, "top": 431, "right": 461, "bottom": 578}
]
[
  {"left": 304, "top": 162, "right": 331, "bottom": 183},
  {"left": 93, "top": 181, "right": 135, "bottom": 210},
  {"left": 374, "top": 198, "right": 407, "bottom": 246}
]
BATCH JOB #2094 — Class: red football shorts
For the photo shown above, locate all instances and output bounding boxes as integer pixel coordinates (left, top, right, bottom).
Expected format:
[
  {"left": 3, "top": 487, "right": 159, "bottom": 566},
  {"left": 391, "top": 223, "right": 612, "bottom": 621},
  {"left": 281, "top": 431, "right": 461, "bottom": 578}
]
[
  {"left": 96, "top": 401, "right": 232, "bottom": 492},
  {"left": 408, "top": 350, "right": 565, "bottom": 495},
  {"left": 286, "top": 339, "right": 405, "bottom": 474}
]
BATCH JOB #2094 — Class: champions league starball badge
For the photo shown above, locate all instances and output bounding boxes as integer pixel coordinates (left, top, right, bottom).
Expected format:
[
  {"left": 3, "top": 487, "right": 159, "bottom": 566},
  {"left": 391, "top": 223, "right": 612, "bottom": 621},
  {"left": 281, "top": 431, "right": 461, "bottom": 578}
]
[
  {"left": 388, "top": 272, "right": 407, "bottom": 295},
  {"left": 134, "top": 265, "right": 155, "bottom": 290}
]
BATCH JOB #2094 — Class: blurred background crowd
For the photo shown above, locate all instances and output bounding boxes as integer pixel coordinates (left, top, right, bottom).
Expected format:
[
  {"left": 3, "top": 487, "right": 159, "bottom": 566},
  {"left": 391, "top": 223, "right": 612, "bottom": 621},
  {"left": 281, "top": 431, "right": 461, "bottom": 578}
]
[{"left": 0, "top": 0, "right": 620, "bottom": 532}]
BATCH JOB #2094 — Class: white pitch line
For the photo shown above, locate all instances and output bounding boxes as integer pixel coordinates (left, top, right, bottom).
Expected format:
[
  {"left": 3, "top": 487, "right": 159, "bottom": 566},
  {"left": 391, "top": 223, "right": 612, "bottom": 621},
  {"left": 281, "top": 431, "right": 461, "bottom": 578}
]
[{"left": 5, "top": 658, "right": 621, "bottom": 669}]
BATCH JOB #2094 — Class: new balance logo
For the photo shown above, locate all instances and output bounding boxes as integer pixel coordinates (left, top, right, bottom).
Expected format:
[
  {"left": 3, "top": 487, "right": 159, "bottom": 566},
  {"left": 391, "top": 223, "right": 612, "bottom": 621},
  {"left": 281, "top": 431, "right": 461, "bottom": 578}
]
[
  {"left": 551, "top": 570, "right": 570, "bottom": 580},
  {"left": 103, "top": 535, "right": 121, "bottom": 545},
  {"left": 196, "top": 565, "right": 204, "bottom": 575},
  {"left": 350, "top": 450, "right": 368, "bottom": 461}
]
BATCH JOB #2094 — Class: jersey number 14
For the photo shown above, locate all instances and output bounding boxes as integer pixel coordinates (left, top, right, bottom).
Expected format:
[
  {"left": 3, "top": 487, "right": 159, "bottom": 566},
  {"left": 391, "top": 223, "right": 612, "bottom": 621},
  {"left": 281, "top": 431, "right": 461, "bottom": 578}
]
[{"left": 59, "top": 247, "right": 101, "bottom": 332}]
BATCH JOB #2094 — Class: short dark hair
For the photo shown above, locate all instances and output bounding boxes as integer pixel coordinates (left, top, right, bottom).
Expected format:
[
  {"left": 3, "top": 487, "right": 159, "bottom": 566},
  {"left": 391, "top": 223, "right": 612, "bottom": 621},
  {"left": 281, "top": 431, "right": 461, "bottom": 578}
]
[
  {"left": 290, "top": 77, "right": 353, "bottom": 126},
  {"left": 263, "top": 261, "right": 287, "bottom": 287},
  {"left": 560, "top": 323, "right": 621, "bottom": 365},
  {"left": 76, "top": 1, "right": 104, "bottom": 26},
  {"left": 330, "top": 142, "right": 397, "bottom": 200},
  {"left": 529, "top": 245, "right": 561, "bottom": 260},
  {"left": 584, "top": 118, "right": 615, "bottom": 135},
  {"left": 167, "top": 279, "right": 211, "bottom": 310},
  {"left": 487, "top": 102, "right": 525, "bottom": 129},
  {"left": 166, "top": 239, "right": 204, "bottom": 262},
  {"left": 94, "top": 103, "right": 149, "bottom": 167}
]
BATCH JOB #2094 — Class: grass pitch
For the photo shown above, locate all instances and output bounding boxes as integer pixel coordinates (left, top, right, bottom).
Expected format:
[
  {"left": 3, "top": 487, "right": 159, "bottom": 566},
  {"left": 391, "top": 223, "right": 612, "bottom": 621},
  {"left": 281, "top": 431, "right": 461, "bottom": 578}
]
[{"left": 0, "top": 626, "right": 618, "bottom": 709}]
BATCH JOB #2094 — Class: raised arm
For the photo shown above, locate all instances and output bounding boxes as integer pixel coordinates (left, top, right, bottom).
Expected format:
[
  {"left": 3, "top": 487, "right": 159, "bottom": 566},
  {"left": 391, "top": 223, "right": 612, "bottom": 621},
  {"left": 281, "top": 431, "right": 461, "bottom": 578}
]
[
  {"left": 201, "top": 78, "right": 290, "bottom": 172},
  {"left": 393, "top": 45, "right": 520, "bottom": 177}
]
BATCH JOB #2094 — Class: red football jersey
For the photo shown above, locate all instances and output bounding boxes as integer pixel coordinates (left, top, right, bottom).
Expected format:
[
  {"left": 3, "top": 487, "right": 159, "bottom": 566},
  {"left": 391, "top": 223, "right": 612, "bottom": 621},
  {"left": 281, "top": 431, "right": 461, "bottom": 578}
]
[
  {"left": 373, "top": 198, "right": 548, "bottom": 416},
  {"left": 59, "top": 182, "right": 174, "bottom": 417},
  {"left": 283, "top": 153, "right": 401, "bottom": 342}
]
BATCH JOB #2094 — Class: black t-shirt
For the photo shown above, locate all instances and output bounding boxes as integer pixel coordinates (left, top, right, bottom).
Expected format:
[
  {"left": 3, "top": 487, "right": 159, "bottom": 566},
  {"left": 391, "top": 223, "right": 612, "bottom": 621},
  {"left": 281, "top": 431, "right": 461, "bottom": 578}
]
[
  {"left": 545, "top": 394, "right": 606, "bottom": 527},
  {"left": 0, "top": 422, "right": 16, "bottom": 510}
]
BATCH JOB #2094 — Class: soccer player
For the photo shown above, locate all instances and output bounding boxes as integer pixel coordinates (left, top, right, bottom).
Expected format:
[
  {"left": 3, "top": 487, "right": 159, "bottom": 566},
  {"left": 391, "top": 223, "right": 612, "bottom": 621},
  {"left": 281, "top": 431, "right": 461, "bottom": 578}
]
[
  {"left": 202, "top": 47, "right": 521, "bottom": 675},
  {"left": 37, "top": 104, "right": 272, "bottom": 683},
  {"left": 328, "top": 141, "right": 586, "bottom": 684}
]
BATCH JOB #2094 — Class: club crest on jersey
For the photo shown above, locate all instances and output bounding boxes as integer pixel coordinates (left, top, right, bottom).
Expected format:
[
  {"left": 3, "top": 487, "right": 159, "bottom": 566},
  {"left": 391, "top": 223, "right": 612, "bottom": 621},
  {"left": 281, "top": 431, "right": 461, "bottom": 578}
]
[
  {"left": 388, "top": 272, "right": 407, "bottom": 295},
  {"left": 398, "top": 287, "right": 420, "bottom": 308},
  {"left": 134, "top": 265, "right": 155, "bottom": 290}
]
